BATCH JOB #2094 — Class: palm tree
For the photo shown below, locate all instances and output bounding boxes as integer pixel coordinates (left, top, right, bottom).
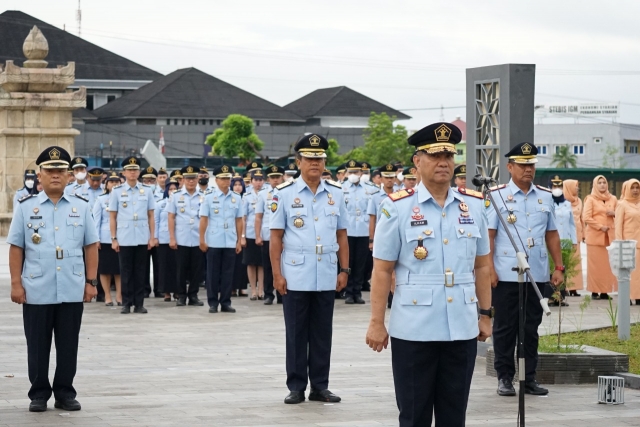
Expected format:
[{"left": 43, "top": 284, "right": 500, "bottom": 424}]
[{"left": 551, "top": 145, "right": 578, "bottom": 168}]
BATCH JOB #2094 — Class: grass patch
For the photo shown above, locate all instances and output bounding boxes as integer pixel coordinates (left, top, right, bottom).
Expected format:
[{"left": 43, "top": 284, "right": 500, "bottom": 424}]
[
  {"left": 538, "top": 324, "right": 640, "bottom": 374},
  {"left": 538, "top": 342, "right": 584, "bottom": 353}
]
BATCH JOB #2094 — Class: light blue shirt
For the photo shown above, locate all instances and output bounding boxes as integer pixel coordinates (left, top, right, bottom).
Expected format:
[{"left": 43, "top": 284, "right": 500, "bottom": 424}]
[
  {"left": 373, "top": 183, "right": 490, "bottom": 342},
  {"left": 108, "top": 182, "right": 156, "bottom": 246},
  {"left": 199, "top": 188, "right": 243, "bottom": 248},
  {"left": 243, "top": 189, "right": 262, "bottom": 239},
  {"left": 255, "top": 188, "right": 276, "bottom": 241},
  {"left": 554, "top": 199, "right": 577, "bottom": 244},
  {"left": 64, "top": 181, "right": 90, "bottom": 201},
  {"left": 367, "top": 188, "right": 390, "bottom": 220},
  {"left": 486, "top": 179, "right": 557, "bottom": 283},
  {"left": 13, "top": 187, "right": 30, "bottom": 210},
  {"left": 92, "top": 192, "right": 112, "bottom": 244},
  {"left": 270, "top": 178, "right": 348, "bottom": 292},
  {"left": 166, "top": 187, "right": 204, "bottom": 247},
  {"left": 7, "top": 191, "right": 99, "bottom": 304},
  {"left": 86, "top": 185, "right": 103, "bottom": 208},
  {"left": 342, "top": 180, "right": 376, "bottom": 237},
  {"left": 154, "top": 197, "right": 171, "bottom": 245}
]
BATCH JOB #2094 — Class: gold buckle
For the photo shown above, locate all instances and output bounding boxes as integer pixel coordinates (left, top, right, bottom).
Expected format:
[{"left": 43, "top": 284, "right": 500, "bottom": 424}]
[
  {"left": 315, "top": 245, "right": 323, "bottom": 254},
  {"left": 445, "top": 271, "right": 454, "bottom": 287},
  {"left": 527, "top": 237, "right": 534, "bottom": 248},
  {"left": 56, "top": 247, "right": 64, "bottom": 260}
]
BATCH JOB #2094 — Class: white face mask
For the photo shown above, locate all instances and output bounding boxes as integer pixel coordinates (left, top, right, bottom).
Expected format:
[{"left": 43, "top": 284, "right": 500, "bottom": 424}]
[
  {"left": 75, "top": 171, "right": 87, "bottom": 181},
  {"left": 397, "top": 173, "right": 404, "bottom": 182},
  {"left": 348, "top": 174, "right": 360, "bottom": 184},
  {"left": 25, "top": 179, "right": 34, "bottom": 189},
  {"left": 361, "top": 174, "right": 370, "bottom": 183},
  {"left": 552, "top": 188, "right": 563, "bottom": 197}
]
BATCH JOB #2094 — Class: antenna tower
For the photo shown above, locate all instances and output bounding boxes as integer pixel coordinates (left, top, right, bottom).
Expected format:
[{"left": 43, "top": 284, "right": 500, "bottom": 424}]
[{"left": 76, "top": 0, "right": 82, "bottom": 37}]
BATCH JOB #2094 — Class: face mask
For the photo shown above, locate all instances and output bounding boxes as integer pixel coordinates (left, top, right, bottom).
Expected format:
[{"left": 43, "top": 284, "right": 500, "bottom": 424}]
[
  {"left": 348, "top": 174, "right": 360, "bottom": 184},
  {"left": 149, "top": 184, "right": 156, "bottom": 192},
  {"left": 25, "top": 179, "right": 34, "bottom": 189},
  {"left": 285, "top": 176, "right": 294, "bottom": 182},
  {"left": 75, "top": 171, "right": 87, "bottom": 181},
  {"left": 361, "top": 174, "right": 370, "bottom": 183},
  {"left": 552, "top": 188, "right": 563, "bottom": 197},
  {"left": 397, "top": 173, "right": 404, "bottom": 181},
  {"left": 198, "top": 178, "right": 209, "bottom": 186}
]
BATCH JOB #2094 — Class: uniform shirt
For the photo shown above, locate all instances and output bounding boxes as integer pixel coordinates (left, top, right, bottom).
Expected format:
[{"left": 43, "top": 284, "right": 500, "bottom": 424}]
[
  {"left": 342, "top": 180, "right": 375, "bottom": 237},
  {"left": 367, "top": 188, "right": 393, "bottom": 220},
  {"left": 13, "top": 187, "right": 30, "bottom": 210},
  {"left": 255, "top": 188, "right": 277, "bottom": 241},
  {"left": 554, "top": 200, "right": 577, "bottom": 244},
  {"left": 199, "top": 188, "right": 243, "bottom": 248},
  {"left": 373, "top": 183, "right": 490, "bottom": 342},
  {"left": 154, "top": 197, "right": 171, "bottom": 245},
  {"left": 166, "top": 187, "right": 204, "bottom": 247},
  {"left": 108, "top": 182, "right": 156, "bottom": 246},
  {"left": 154, "top": 186, "right": 165, "bottom": 199},
  {"left": 64, "top": 181, "right": 90, "bottom": 201},
  {"left": 7, "top": 192, "right": 99, "bottom": 304},
  {"left": 486, "top": 179, "right": 557, "bottom": 283},
  {"left": 270, "top": 178, "right": 348, "bottom": 292},
  {"left": 243, "top": 189, "right": 262, "bottom": 239},
  {"left": 86, "top": 185, "right": 103, "bottom": 208},
  {"left": 92, "top": 192, "right": 112, "bottom": 244}
]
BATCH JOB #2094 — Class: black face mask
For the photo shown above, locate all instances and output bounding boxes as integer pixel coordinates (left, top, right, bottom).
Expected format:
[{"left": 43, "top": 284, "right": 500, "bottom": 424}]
[{"left": 198, "top": 178, "right": 209, "bottom": 186}]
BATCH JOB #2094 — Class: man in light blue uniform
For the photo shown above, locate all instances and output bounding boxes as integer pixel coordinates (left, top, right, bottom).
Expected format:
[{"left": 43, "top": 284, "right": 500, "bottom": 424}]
[
  {"left": 199, "top": 165, "right": 243, "bottom": 313},
  {"left": 109, "top": 156, "right": 156, "bottom": 314},
  {"left": 8, "top": 145, "right": 99, "bottom": 413},
  {"left": 64, "top": 157, "right": 89, "bottom": 198},
  {"left": 155, "top": 168, "right": 168, "bottom": 199},
  {"left": 167, "top": 165, "right": 205, "bottom": 306},
  {"left": 488, "top": 142, "right": 564, "bottom": 397},
  {"left": 270, "top": 133, "right": 349, "bottom": 405},
  {"left": 85, "top": 167, "right": 104, "bottom": 208},
  {"left": 13, "top": 169, "right": 37, "bottom": 210},
  {"left": 366, "top": 122, "right": 493, "bottom": 427}
]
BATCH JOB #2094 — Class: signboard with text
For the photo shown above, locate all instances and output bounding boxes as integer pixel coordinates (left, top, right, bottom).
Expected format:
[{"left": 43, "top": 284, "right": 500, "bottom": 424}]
[{"left": 543, "top": 103, "right": 619, "bottom": 117}]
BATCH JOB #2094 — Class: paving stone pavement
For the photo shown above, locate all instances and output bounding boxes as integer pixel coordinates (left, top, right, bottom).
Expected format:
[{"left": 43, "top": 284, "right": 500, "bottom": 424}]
[{"left": 1, "top": 240, "right": 640, "bottom": 426}]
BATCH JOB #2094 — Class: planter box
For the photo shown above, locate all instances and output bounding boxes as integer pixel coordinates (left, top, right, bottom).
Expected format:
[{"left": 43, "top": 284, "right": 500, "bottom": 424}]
[{"left": 485, "top": 345, "right": 629, "bottom": 384}]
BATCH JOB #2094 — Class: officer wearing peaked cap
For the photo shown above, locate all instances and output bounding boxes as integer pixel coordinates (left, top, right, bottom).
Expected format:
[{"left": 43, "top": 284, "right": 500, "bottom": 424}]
[
  {"left": 13, "top": 169, "right": 38, "bottom": 211},
  {"left": 453, "top": 164, "right": 467, "bottom": 189},
  {"left": 270, "top": 133, "right": 349, "bottom": 405},
  {"left": 488, "top": 141, "right": 564, "bottom": 397},
  {"left": 284, "top": 162, "right": 298, "bottom": 183},
  {"left": 65, "top": 157, "right": 91, "bottom": 199},
  {"left": 8, "top": 145, "right": 99, "bottom": 412},
  {"left": 402, "top": 166, "right": 418, "bottom": 190},
  {"left": 155, "top": 167, "right": 169, "bottom": 198},
  {"left": 366, "top": 122, "right": 492, "bottom": 426}
]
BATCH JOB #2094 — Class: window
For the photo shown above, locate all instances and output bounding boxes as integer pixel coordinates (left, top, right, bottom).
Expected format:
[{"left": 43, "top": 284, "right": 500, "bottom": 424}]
[
  {"left": 456, "top": 149, "right": 464, "bottom": 155},
  {"left": 188, "top": 119, "right": 192, "bottom": 125},
  {"left": 217, "top": 120, "right": 221, "bottom": 126},
  {"left": 86, "top": 95, "right": 94, "bottom": 110},
  {"left": 625, "top": 140, "right": 639, "bottom": 154},
  {"left": 194, "top": 119, "right": 199, "bottom": 125},
  {"left": 210, "top": 119, "right": 214, "bottom": 125},
  {"left": 182, "top": 119, "right": 186, "bottom": 125},
  {"left": 573, "top": 145, "right": 585, "bottom": 155},
  {"left": 554, "top": 145, "right": 564, "bottom": 154},
  {"left": 593, "top": 137, "right": 603, "bottom": 144},
  {"left": 107, "top": 95, "right": 117, "bottom": 103},
  {"left": 538, "top": 145, "right": 548, "bottom": 155},
  {"left": 255, "top": 120, "right": 261, "bottom": 126}
]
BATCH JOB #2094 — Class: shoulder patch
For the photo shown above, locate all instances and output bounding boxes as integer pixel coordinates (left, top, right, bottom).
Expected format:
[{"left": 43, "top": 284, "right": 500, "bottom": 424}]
[
  {"left": 205, "top": 188, "right": 214, "bottom": 195},
  {"left": 276, "top": 180, "right": 295, "bottom": 191},
  {"left": 388, "top": 188, "right": 414, "bottom": 202},
  {"left": 113, "top": 184, "right": 122, "bottom": 189},
  {"left": 18, "top": 193, "right": 35, "bottom": 203},
  {"left": 490, "top": 184, "right": 507, "bottom": 192},
  {"left": 326, "top": 179, "right": 342, "bottom": 189},
  {"left": 75, "top": 194, "right": 89, "bottom": 202},
  {"left": 536, "top": 185, "right": 552, "bottom": 193},
  {"left": 457, "top": 187, "right": 484, "bottom": 199}
]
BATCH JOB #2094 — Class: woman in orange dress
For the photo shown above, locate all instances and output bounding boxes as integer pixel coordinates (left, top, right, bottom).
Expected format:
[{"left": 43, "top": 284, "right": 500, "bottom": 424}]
[
  {"left": 583, "top": 175, "right": 617, "bottom": 299},
  {"left": 563, "top": 179, "right": 584, "bottom": 296},
  {"left": 614, "top": 179, "right": 640, "bottom": 304}
]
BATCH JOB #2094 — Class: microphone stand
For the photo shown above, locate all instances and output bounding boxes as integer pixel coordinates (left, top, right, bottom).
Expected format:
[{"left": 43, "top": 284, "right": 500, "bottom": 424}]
[{"left": 478, "top": 179, "right": 551, "bottom": 427}]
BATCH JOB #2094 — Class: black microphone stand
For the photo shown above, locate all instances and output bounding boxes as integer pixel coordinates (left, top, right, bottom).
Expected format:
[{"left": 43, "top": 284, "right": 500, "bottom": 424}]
[{"left": 476, "top": 177, "right": 551, "bottom": 427}]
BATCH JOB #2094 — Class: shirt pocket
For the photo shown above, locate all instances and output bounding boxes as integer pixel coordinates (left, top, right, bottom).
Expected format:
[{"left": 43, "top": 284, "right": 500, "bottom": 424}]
[
  {"left": 22, "top": 261, "right": 43, "bottom": 281},
  {"left": 463, "top": 286, "right": 478, "bottom": 304},
  {"left": 73, "top": 262, "right": 85, "bottom": 277},
  {"left": 404, "top": 227, "right": 435, "bottom": 261},
  {"left": 535, "top": 204, "right": 550, "bottom": 220},
  {"left": 283, "top": 253, "right": 305, "bottom": 266},
  {"left": 66, "top": 217, "right": 84, "bottom": 240},
  {"left": 455, "top": 225, "right": 481, "bottom": 259},
  {"left": 400, "top": 287, "right": 433, "bottom": 306},
  {"left": 324, "top": 207, "right": 339, "bottom": 228}
]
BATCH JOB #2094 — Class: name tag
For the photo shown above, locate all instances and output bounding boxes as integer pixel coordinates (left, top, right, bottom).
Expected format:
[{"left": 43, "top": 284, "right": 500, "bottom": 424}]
[
  {"left": 410, "top": 220, "right": 427, "bottom": 226},
  {"left": 69, "top": 213, "right": 81, "bottom": 218},
  {"left": 291, "top": 204, "right": 304, "bottom": 208},
  {"left": 30, "top": 216, "right": 42, "bottom": 219},
  {"left": 459, "top": 218, "right": 475, "bottom": 224}
]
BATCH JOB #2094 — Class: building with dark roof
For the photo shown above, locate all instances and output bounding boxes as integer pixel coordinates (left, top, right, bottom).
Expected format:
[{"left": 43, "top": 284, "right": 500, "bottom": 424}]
[
  {"left": 284, "top": 86, "right": 411, "bottom": 127},
  {"left": 0, "top": 10, "right": 161, "bottom": 110}
]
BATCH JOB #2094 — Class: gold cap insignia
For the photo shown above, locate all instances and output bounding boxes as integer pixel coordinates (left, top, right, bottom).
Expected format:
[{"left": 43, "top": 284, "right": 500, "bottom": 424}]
[
  {"left": 521, "top": 143, "right": 532, "bottom": 155},
  {"left": 271, "top": 166, "right": 278, "bottom": 172},
  {"left": 434, "top": 124, "right": 452, "bottom": 142},
  {"left": 49, "top": 148, "right": 60, "bottom": 160},
  {"left": 460, "top": 165, "right": 466, "bottom": 173},
  {"left": 252, "top": 162, "right": 258, "bottom": 168},
  {"left": 385, "top": 164, "right": 394, "bottom": 171},
  {"left": 349, "top": 160, "right": 356, "bottom": 167},
  {"left": 288, "top": 164, "right": 295, "bottom": 169},
  {"left": 187, "top": 166, "right": 194, "bottom": 173},
  {"left": 128, "top": 157, "right": 137, "bottom": 165},
  {"left": 75, "top": 157, "right": 82, "bottom": 164},
  {"left": 309, "top": 135, "right": 321, "bottom": 146},
  {"left": 221, "top": 165, "right": 229, "bottom": 173},
  {"left": 147, "top": 166, "right": 153, "bottom": 173}
]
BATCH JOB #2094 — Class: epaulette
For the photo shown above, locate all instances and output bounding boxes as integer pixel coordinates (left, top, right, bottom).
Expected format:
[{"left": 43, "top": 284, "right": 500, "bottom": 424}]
[
  {"left": 536, "top": 185, "right": 552, "bottom": 193},
  {"left": 66, "top": 182, "right": 74, "bottom": 187},
  {"left": 490, "top": 184, "right": 507, "bottom": 191},
  {"left": 18, "top": 194, "right": 35, "bottom": 203},
  {"left": 457, "top": 187, "right": 484, "bottom": 199},
  {"left": 142, "top": 183, "right": 151, "bottom": 188},
  {"left": 276, "top": 180, "right": 295, "bottom": 191},
  {"left": 204, "top": 187, "right": 214, "bottom": 195},
  {"left": 388, "top": 188, "right": 414, "bottom": 202},
  {"left": 75, "top": 194, "right": 88, "bottom": 202},
  {"left": 326, "top": 179, "right": 342, "bottom": 189},
  {"left": 113, "top": 184, "right": 122, "bottom": 189},
  {"left": 232, "top": 190, "right": 241, "bottom": 196}
]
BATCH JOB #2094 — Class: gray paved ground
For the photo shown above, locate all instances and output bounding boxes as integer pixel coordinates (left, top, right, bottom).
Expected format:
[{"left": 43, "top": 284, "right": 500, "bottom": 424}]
[{"left": 1, "top": 240, "right": 640, "bottom": 426}]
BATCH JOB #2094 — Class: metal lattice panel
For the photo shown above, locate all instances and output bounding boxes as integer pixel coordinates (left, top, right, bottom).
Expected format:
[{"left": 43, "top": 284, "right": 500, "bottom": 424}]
[{"left": 474, "top": 80, "right": 500, "bottom": 180}]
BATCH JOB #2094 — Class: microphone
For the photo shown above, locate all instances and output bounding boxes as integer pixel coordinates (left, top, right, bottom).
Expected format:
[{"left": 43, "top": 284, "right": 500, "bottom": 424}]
[{"left": 472, "top": 174, "right": 495, "bottom": 187}]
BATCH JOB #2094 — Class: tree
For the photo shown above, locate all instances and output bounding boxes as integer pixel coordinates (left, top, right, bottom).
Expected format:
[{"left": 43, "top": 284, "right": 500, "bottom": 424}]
[
  {"left": 601, "top": 143, "right": 627, "bottom": 169},
  {"left": 551, "top": 145, "right": 578, "bottom": 168},
  {"left": 343, "top": 112, "right": 412, "bottom": 166},
  {"left": 325, "top": 138, "right": 341, "bottom": 166},
  {"left": 205, "top": 114, "right": 265, "bottom": 162}
]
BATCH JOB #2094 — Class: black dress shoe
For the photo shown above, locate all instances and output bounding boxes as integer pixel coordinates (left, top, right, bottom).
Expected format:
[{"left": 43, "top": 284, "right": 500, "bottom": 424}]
[
  {"left": 600, "top": 293, "right": 611, "bottom": 300},
  {"left": 524, "top": 380, "right": 548, "bottom": 395},
  {"left": 497, "top": 379, "right": 516, "bottom": 396},
  {"left": 105, "top": 302, "right": 113, "bottom": 307},
  {"left": 221, "top": 305, "right": 236, "bottom": 313},
  {"left": 209, "top": 307, "right": 218, "bottom": 313},
  {"left": 54, "top": 398, "right": 81, "bottom": 411},
  {"left": 176, "top": 298, "right": 186, "bottom": 307},
  {"left": 592, "top": 292, "right": 600, "bottom": 300},
  {"left": 354, "top": 296, "right": 365, "bottom": 304},
  {"left": 345, "top": 296, "right": 355, "bottom": 304},
  {"left": 29, "top": 399, "right": 47, "bottom": 412},
  {"left": 284, "top": 391, "right": 305, "bottom": 404},
  {"left": 96, "top": 295, "right": 105, "bottom": 303},
  {"left": 133, "top": 306, "right": 148, "bottom": 314},
  {"left": 120, "top": 305, "right": 131, "bottom": 314},
  {"left": 264, "top": 298, "right": 274, "bottom": 305},
  {"left": 308, "top": 389, "right": 341, "bottom": 403},
  {"left": 188, "top": 298, "right": 204, "bottom": 306}
]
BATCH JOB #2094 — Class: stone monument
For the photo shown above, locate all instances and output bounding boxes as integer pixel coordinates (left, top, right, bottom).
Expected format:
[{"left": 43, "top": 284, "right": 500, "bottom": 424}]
[{"left": 0, "top": 26, "right": 85, "bottom": 234}]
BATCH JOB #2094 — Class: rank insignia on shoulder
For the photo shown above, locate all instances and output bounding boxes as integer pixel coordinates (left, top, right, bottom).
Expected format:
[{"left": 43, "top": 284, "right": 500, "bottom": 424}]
[
  {"left": 276, "top": 181, "right": 294, "bottom": 191},
  {"left": 18, "top": 194, "right": 35, "bottom": 203},
  {"left": 457, "top": 187, "right": 484, "bottom": 199},
  {"left": 74, "top": 194, "right": 88, "bottom": 202},
  {"left": 381, "top": 208, "right": 391, "bottom": 219},
  {"left": 490, "top": 184, "right": 507, "bottom": 191},
  {"left": 536, "top": 185, "right": 552, "bottom": 192},
  {"left": 326, "top": 179, "right": 342, "bottom": 189},
  {"left": 388, "top": 188, "right": 414, "bottom": 202}
]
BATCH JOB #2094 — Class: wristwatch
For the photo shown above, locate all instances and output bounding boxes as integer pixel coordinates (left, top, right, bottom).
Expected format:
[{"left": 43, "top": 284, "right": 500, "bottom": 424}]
[
  {"left": 86, "top": 278, "right": 99, "bottom": 287},
  {"left": 479, "top": 307, "right": 495, "bottom": 318},
  {"left": 554, "top": 265, "right": 566, "bottom": 272},
  {"left": 111, "top": 236, "right": 117, "bottom": 241},
  {"left": 339, "top": 268, "right": 351, "bottom": 275}
]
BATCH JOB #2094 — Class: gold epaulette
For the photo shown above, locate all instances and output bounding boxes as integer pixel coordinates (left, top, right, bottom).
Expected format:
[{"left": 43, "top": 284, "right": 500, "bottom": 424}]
[
  {"left": 388, "top": 188, "right": 414, "bottom": 202},
  {"left": 490, "top": 184, "right": 507, "bottom": 191},
  {"left": 457, "top": 187, "right": 484, "bottom": 199},
  {"left": 326, "top": 179, "right": 342, "bottom": 189},
  {"left": 536, "top": 185, "right": 552, "bottom": 192}
]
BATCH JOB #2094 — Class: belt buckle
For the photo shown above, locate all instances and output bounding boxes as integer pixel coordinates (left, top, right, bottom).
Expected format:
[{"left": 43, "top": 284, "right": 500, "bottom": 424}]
[
  {"left": 224, "top": 223, "right": 228, "bottom": 229},
  {"left": 315, "top": 244, "right": 323, "bottom": 254},
  {"left": 445, "top": 271, "right": 454, "bottom": 287},
  {"left": 527, "top": 237, "right": 534, "bottom": 248},
  {"left": 56, "top": 247, "right": 64, "bottom": 260}
]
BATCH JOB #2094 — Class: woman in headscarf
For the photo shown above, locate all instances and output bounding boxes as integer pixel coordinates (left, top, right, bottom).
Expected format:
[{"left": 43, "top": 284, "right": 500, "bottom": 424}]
[
  {"left": 583, "top": 175, "right": 617, "bottom": 299},
  {"left": 155, "top": 179, "right": 180, "bottom": 301},
  {"left": 231, "top": 173, "right": 249, "bottom": 297},
  {"left": 563, "top": 179, "right": 585, "bottom": 296},
  {"left": 549, "top": 176, "right": 577, "bottom": 305},
  {"left": 615, "top": 179, "right": 640, "bottom": 305}
]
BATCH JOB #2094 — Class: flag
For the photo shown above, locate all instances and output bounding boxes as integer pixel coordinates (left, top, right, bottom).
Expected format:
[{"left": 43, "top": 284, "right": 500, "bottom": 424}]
[{"left": 159, "top": 126, "right": 165, "bottom": 154}]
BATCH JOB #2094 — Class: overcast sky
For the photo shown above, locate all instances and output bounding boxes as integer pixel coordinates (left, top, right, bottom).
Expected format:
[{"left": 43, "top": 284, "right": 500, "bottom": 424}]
[{"left": 4, "top": 0, "right": 640, "bottom": 130}]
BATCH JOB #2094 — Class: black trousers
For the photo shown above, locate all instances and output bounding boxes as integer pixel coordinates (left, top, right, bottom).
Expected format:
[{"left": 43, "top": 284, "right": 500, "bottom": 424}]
[
  {"left": 23, "top": 303, "right": 84, "bottom": 401},
  {"left": 492, "top": 280, "right": 545, "bottom": 382},
  {"left": 346, "top": 236, "right": 369, "bottom": 298},
  {"left": 391, "top": 337, "right": 477, "bottom": 427},
  {"left": 176, "top": 246, "right": 203, "bottom": 299},
  {"left": 144, "top": 246, "right": 159, "bottom": 296},
  {"left": 206, "top": 247, "right": 236, "bottom": 308},
  {"left": 283, "top": 290, "right": 334, "bottom": 392},
  {"left": 261, "top": 241, "right": 282, "bottom": 303},
  {"left": 119, "top": 245, "right": 149, "bottom": 308},
  {"left": 157, "top": 244, "right": 178, "bottom": 293}
]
